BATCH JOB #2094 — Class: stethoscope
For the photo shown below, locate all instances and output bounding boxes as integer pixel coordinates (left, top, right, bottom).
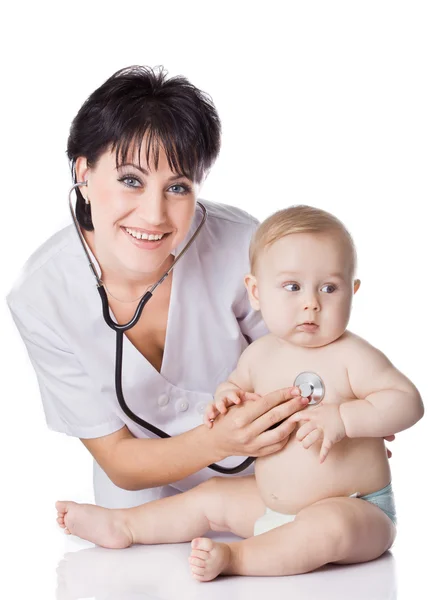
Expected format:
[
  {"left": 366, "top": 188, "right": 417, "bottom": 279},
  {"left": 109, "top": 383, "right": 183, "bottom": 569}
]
[{"left": 69, "top": 181, "right": 326, "bottom": 474}]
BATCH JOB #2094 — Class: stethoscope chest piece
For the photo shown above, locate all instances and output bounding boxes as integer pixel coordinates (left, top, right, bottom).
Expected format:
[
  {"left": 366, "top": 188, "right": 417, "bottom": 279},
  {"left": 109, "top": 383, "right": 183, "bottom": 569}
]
[{"left": 294, "top": 371, "right": 325, "bottom": 405}]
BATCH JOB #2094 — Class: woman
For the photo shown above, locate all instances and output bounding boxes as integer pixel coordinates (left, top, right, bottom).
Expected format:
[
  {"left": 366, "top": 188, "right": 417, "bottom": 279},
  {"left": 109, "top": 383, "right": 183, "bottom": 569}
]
[{"left": 7, "top": 66, "right": 306, "bottom": 509}]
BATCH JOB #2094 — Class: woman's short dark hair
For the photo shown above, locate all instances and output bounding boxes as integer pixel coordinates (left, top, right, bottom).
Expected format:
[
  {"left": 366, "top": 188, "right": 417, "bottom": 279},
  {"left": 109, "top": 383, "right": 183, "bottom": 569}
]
[{"left": 67, "top": 65, "right": 221, "bottom": 230}]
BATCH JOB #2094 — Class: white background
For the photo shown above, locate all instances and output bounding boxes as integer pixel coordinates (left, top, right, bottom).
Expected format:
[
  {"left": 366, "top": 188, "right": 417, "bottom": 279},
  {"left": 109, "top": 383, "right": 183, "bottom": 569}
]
[{"left": 1, "top": 1, "right": 438, "bottom": 598}]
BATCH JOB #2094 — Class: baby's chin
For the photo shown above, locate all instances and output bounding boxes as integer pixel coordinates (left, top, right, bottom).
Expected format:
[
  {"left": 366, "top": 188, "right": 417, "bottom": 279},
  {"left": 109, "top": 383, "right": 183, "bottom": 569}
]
[{"left": 281, "top": 329, "right": 343, "bottom": 348}]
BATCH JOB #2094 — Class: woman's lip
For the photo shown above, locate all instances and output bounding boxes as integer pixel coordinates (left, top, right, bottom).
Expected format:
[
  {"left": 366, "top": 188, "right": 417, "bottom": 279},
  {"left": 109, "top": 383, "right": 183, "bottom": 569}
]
[
  {"left": 122, "top": 227, "right": 171, "bottom": 249},
  {"left": 122, "top": 226, "right": 171, "bottom": 235}
]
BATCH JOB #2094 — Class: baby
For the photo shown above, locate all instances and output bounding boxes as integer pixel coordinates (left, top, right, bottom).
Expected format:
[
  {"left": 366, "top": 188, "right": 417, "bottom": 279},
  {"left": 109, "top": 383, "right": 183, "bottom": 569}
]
[{"left": 56, "top": 205, "right": 424, "bottom": 581}]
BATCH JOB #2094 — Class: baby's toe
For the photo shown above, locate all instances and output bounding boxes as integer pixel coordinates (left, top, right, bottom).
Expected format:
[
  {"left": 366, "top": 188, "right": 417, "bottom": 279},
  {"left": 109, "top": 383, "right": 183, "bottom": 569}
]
[
  {"left": 189, "top": 556, "right": 205, "bottom": 568},
  {"left": 190, "top": 549, "right": 209, "bottom": 560},
  {"left": 191, "top": 537, "right": 213, "bottom": 552},
  {"left": 191, "top": 567, "right": 206, "bottom": 578}
]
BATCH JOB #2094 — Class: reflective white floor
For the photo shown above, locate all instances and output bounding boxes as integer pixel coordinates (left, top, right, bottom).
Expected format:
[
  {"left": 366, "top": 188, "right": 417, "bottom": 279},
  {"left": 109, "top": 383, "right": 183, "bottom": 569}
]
[
  {"left": 7, "top": 505, "right": 433, "bottom": 600},
  {"left": 3, "top": 312, "right": 436, "bottom": 599},
  {"left": 52, "top": 526, "right": 428, "bottom": 600},
  {"left": 56, "top": 536, "right": 397, "bottom": 600}
]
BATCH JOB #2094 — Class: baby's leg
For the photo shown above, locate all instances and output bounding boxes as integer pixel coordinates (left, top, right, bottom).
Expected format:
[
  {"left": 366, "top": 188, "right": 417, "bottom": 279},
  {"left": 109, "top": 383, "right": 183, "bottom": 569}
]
[
  {"left": 189, "top": 496, "right": 396, "bottom": 581},
  {"left": 56, "top": 475, "right": 265, "bottom": 548}
]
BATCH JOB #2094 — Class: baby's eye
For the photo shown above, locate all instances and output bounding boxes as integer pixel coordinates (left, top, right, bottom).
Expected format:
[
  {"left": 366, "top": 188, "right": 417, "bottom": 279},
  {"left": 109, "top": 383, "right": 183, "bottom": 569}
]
[
  {"left": 284, "top": 283, "right": 300, "bottom": 292},
  {"left": 321, "top": 284, "right": 336, "bottom": 293}
]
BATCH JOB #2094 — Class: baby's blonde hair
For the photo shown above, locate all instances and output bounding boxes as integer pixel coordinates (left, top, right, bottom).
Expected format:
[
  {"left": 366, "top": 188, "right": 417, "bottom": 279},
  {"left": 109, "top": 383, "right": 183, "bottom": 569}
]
[{"left": 250, "top": 205, "right": 357, "bottom": 276}]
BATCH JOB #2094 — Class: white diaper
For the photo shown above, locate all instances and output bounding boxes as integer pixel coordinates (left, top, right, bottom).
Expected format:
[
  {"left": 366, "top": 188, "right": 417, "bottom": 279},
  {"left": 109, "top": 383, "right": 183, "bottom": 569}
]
[{"left": 254, "top": 492, "right": 359, "bottom": 536}]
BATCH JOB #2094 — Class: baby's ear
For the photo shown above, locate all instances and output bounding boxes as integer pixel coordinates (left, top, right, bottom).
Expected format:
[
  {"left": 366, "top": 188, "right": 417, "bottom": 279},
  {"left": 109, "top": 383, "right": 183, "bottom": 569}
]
[
  {"left": 244, "top": 273, "right": 261, "bottom": 311},
  {"left": 353, "top": 279, "right": 361, "bottom": 294}
]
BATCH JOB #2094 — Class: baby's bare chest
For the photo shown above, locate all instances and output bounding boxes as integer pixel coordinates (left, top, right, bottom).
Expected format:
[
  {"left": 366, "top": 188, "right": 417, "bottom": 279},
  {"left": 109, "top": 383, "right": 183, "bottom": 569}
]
[{"left": 252, "top": 344, "right": 355, "bottom": 404}]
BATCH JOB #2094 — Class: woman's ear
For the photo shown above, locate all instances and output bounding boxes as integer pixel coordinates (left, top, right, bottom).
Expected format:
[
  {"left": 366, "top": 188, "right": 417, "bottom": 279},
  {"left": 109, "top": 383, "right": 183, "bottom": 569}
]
[
  {"left": 74, "top": 157, "right": 90, "bottom": 202},
  {"left": 75, "top": 156, "right": 89, "bottom": 183},
  {"left": 244, "top": 273, "right": 261, "bottom": 311},
  {"left": 353, "top": 279, "right": 361, "bottom": 294}
]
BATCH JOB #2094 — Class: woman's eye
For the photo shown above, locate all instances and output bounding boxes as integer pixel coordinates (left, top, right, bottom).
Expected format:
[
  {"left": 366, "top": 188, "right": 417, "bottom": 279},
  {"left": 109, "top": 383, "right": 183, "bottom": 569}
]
[
  {"left": 321, "top": 284, "right": 336, "bottom": 293},
  {"left": 168, "top": 184, "right": 189, "bottom": 194},
  {"left": 284, "top": 283, "right": 300, "bottom": 292},
  {"left": 119, "top": 176, "right": 141, "bottom": 188}
]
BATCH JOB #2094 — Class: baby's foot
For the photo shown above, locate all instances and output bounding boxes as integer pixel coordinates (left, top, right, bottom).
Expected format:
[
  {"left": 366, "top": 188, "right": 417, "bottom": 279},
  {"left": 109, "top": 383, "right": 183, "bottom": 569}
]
[
  {"left": 55, "top": 501, "right": 133, "bottom": 549},
  {"left": 188, "top": 537, "right": 231, "bottom": 582}
]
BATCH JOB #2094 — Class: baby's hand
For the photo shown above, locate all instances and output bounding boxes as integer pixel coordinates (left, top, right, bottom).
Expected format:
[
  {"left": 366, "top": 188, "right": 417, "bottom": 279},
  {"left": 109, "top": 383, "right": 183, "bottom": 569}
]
[
  {"left": 289, "top": 403, "right": 347, "bottom": 463},
  {"left": 203, "top": 389, "right": 260, "bottom": 428}
]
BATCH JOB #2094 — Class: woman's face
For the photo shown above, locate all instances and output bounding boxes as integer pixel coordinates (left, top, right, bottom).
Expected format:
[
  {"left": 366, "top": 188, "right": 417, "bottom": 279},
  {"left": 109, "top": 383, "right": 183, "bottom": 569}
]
[{"left": 76, "top": 144, "right": 199, "bottom": 280}]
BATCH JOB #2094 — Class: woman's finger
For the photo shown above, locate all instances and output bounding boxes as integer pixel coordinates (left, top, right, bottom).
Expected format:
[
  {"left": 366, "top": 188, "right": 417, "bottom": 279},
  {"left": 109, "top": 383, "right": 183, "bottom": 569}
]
[
  {"left": 242, "top": 392, "right": 262, "bottom": 402},
  {"left": 248, "top": 388, "right": 309, "bottom": 428},
  {"left": 250, "top": 396, "right": 309, "bottom": 440},
  {"left": 250, "top": 419, "right": 298, "bottom": 455}
]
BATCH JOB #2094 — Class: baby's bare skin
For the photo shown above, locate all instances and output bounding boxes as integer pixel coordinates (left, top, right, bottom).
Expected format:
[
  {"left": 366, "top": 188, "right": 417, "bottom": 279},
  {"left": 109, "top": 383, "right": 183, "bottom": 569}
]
[
  {"left": 239, "top": 330, "right": 392, "bottom": 514},
  {"left": 56, "top": 228, "right": 423, "bottom": 582}
]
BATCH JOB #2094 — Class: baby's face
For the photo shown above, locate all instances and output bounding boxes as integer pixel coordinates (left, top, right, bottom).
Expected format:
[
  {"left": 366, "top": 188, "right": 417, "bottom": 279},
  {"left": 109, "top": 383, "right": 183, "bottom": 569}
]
[{"left": 247, "top": 233, "right": 359, "bottom": 348}]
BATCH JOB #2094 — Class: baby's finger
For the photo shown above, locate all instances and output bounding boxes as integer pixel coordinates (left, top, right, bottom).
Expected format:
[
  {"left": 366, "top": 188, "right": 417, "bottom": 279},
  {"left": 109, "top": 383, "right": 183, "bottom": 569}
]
[
  {"left": 289, "top": 407, "right": 310, "bottom": 424},
  {"left": 216, "top": 399, "right": 228, "bottom": 414},
  {"left": 204, "top": 403, "right": 219, "bottom": 421},
  {"left": 295, "top": 420, "right": 316, "bottom": 441},
  {"left": 319, "top": 437, "right": 333, "bottom": 463},
  {"left": 229, "top": 391, "right": 243, "bottom": 405},
  {"left": 301, "top": 427, "right": 322, "bottom": 449},
  {"left": 203, "top": 415, "right": 214, "bottom": 428}
]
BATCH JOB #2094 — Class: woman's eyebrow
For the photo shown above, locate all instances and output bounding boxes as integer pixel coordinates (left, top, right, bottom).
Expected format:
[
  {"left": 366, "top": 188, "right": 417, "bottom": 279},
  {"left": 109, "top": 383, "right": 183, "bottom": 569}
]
[{"left": 117, "top": 162, "right": 188, "bottom": 180}]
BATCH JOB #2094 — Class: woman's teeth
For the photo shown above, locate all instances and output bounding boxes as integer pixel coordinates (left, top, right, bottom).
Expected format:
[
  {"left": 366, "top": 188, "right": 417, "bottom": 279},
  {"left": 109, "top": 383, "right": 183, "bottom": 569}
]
[{"left": 125, "top": 227, "right": 165, "bottom": 241}]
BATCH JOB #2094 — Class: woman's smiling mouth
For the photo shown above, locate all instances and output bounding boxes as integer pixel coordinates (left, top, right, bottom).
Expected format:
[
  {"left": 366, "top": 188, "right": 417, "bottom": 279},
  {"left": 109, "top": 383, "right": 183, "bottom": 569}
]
[{"left": 121, "top": 226, "right": 171, "bottom": 248}]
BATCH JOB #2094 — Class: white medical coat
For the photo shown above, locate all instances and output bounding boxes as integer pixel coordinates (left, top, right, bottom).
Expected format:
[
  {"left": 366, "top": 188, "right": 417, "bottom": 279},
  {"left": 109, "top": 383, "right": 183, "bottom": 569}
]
[{"left": 7, "top": 201, "right": 268, "bottom": 508}]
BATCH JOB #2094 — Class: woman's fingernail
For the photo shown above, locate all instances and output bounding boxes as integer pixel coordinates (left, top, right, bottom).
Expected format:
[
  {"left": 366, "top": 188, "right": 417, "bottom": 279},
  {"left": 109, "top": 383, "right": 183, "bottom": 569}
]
[{"left": 301, "top": 396, "right": 310, "bottom": 403}]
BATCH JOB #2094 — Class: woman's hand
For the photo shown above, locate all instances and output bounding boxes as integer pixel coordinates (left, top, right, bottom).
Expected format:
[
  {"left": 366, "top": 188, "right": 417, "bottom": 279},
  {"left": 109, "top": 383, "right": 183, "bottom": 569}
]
[
  {"left": 204, "top": 388, "right": 248, "bottom": 428},
  {"left": 209, "top": 386, "right": 310, "bottom": 460}
]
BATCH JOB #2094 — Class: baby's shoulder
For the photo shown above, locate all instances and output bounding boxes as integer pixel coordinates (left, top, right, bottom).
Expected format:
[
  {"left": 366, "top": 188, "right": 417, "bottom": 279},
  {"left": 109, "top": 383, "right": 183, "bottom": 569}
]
[
  {"left": 240, "top": 334, "right": 279, "bottom": 363},
  {"left": 337, "top": 330, "right": 388, "bottom": 369},
  {"left": 334, "top": 330, "right": 377, "bottom": 352}
]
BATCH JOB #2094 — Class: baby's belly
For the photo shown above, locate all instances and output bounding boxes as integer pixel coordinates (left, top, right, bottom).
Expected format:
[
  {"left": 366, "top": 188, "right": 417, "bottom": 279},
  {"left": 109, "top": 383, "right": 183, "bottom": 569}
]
[{"left": 255, "top": 433, "right": 391, "bottom": 515}]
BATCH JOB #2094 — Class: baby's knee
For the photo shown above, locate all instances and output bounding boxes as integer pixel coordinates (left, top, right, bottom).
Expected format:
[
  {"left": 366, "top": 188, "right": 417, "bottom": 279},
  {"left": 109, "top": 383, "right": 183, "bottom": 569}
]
[
  {"left": 197, "top": 476, "right": 228, "bottom": 501},
  {"left": 196, "top": 478, "right": 230, "bottom": 523}
]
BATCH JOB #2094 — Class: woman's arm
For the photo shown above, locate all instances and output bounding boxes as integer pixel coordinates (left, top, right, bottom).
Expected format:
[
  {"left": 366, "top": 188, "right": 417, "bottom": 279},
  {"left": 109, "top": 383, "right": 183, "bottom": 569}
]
[
  {"left": 82, "top": 387, "right": 308, "bottom": 490},
  {"left": 81, "top": 425, "right": 225, "bottom": 491}
]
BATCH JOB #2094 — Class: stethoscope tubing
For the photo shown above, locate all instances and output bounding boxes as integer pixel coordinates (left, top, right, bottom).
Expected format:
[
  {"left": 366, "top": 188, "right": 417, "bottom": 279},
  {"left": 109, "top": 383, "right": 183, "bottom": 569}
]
[{"left": 69, "top": 181, "right": 255, "bottom": 474}]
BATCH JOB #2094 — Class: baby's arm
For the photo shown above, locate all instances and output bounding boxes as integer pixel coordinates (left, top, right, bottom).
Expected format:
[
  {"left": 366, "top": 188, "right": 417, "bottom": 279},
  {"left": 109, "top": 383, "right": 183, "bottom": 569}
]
[
  {"left": 340, "top": 337, "right": 424, "bottom": 438},
  {"left": 204, "top": 343, "right": 257, "bottom": 427}
]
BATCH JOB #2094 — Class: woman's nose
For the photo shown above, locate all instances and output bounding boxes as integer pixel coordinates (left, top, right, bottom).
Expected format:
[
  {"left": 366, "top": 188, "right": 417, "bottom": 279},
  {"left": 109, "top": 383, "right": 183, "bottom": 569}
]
[{"left": 137, "top": 190, "right": 166, "bottom": 225}]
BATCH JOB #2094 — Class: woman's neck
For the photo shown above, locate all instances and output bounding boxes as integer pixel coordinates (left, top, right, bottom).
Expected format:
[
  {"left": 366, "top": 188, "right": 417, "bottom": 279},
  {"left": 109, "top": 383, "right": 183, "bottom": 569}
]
[{"left": 84, "top": 230, "right": 173, "bottom": 302}]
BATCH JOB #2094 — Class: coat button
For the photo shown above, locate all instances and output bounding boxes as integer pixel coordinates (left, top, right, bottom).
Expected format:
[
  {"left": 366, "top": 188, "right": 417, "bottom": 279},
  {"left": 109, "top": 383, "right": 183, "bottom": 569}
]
[
  {"left": 176, "top": 399, "right": 189, "bottom": 412},
  {"left": 158, "top": 394, "right": 169, "bottom": 407},
  {"left": 196, "top": 402, "right": 208, "bottom": 415}
]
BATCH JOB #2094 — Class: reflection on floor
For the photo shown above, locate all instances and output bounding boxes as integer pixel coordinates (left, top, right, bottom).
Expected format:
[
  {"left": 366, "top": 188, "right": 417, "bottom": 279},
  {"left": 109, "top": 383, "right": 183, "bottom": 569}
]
[{"left": 56, "top": 532, "right": 397, "bottom": 600}]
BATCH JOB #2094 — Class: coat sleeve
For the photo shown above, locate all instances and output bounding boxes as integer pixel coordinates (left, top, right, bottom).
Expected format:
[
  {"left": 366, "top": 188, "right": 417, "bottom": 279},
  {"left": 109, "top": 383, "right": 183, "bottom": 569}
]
[{"left": 8, "top": 301, "right": 124, "bottom": 438}]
